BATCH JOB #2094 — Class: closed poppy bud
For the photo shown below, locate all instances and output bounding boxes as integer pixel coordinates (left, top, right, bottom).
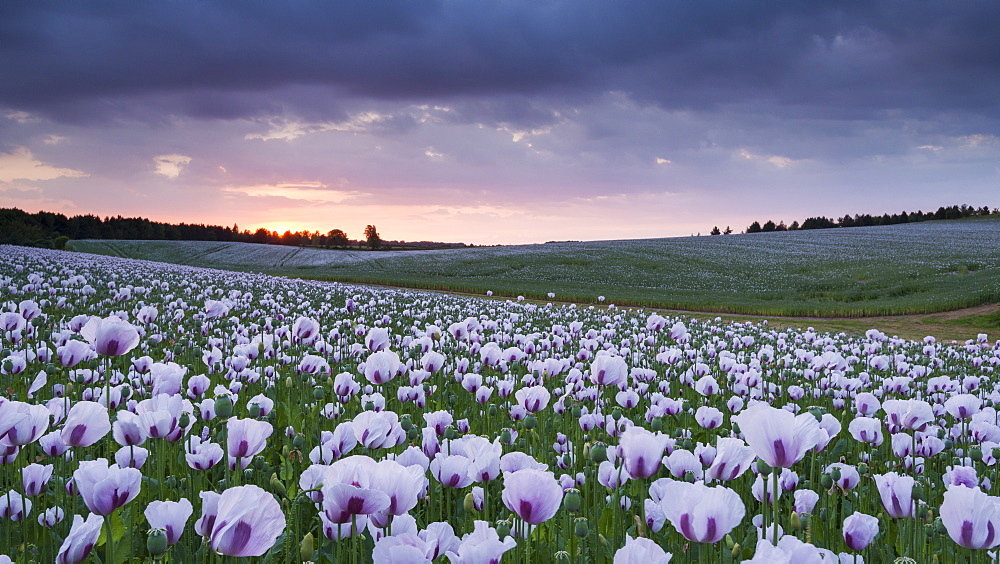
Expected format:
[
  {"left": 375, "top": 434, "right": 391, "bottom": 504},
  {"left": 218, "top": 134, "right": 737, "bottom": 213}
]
[
  {"left": 790, "top": 511, "right": 802, "bottom": 531},
  {"left": 590, "top": 443, "right": 608, "bottom": 464},
  {"left": 732, "top": 544, "right": 742, "bottom": 560},
  {"left": 285, "top": 377, "right": 294, "bottom": 388},
  {"left": 523, "top": 415, "right": 537, "bottom": 429},
  {"left": 757, "top": 460, "right": 773, "bottom": 476},
  {"left": 820, "top": 474, "right": 833, "bottom": 489},
  {"left": 488, "top": 405, "right": 498, "bottom": 417},
  {"left": 300, "top": 532, "right": 314, "bottom": 562},
  {"left": 571, "top": 406, "right": 582, "bottom": 418},
  {"left": 292, "top": 434, "right": 305, "bottom": 450},
  {"left": 215, "top": 396, "right": 233, "bottom": 419},
  {"left": 725, "top": 534, "right": 735, "bottom": 550},
  {"left": 500, "top": 429, "right": 512, "bottom": 444},
  {"left": 147, "top": 528, "right": 168, "bottom": 556},
  {"left": 270, "top": 474, "right": 286, "bottom": 498},
  {"left": 970, "top": 448, "right": 983, "bottom": 461},
  {"left": 650, "top": 417, "right": 662, "bottom": 431},
  {"left": 178, "top": 412, "right": 190, "bottom": 430},
  {"left": 564, "top": 489, "right": 582, "bottom": 513},
  {"left": 312, "top": 387, "right": 325, "bottom": 400},
  {"left": 574, "top": 517, "right": 589, "bottom": 537},
  {"left": 406, "top": 427, "right": 419, "bottom": 440}
]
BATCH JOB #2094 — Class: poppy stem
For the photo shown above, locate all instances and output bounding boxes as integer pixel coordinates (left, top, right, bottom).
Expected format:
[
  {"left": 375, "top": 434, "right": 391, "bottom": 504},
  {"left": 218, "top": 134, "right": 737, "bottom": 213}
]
[{"left": 772, "top": 468, "right": 779, "bottom": 546}]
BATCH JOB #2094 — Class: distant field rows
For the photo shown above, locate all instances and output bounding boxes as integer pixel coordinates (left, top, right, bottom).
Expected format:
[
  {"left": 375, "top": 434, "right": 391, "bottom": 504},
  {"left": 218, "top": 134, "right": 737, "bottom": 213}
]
[{"left": 70, "top": 218, "right": 1000, "bottom": 317}]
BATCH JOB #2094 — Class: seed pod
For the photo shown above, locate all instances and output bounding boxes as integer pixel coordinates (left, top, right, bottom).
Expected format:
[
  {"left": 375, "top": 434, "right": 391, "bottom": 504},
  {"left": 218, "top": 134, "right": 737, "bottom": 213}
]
[
  {"left": 590, "top": 443, "right": 608, "bottom": 464},
  {"left": 147, "top": 529, "right": 168, "bottom": 556},
  {"left": 564, "top": 489, "right": 582, "bottom": 513},
  {"left": 523, "top": 415, "right": 538, "bottom": 429},
  {"left": 574, "top": 517, "right": 590, "bottom": 537},
  {"left": 215, "top": 395, "right": 233, "bottom": 419}
]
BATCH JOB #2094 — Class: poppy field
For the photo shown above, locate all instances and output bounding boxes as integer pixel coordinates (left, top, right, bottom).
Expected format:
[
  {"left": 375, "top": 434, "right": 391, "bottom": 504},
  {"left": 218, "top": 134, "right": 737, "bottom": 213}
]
[
  {"left": 71, "top": 217, "right": 1000, "bottom": 317},
  {"left": 2, "top": 243, "right": 1000, "bottom": 563}
]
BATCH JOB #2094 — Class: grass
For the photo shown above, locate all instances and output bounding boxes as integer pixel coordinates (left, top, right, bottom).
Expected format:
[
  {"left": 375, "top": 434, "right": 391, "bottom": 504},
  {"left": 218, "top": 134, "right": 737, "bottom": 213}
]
[{"left": 68, "top": 218, "right": 1000, "bottom": 319}]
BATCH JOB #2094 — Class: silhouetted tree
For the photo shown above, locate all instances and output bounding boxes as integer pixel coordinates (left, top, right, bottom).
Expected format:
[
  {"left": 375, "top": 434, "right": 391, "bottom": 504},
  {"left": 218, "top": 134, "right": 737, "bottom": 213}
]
[
  {"left": 724, "top": 226, "right": 732, "bottom": 234},
  {"left": 747, "top": 221, "right": 762, "bottom": 233},
  {"left": 762, "top": 220, "right": 776, "bottom": 232},
  {"left": 365, "top": 225, "right": 382, "bottom": 250},
  {"left": 328, "top": 229, "right": 348, "bottom": 249},
  {"left": 710, "top": 226, "right": 721, "bottom": 235}
]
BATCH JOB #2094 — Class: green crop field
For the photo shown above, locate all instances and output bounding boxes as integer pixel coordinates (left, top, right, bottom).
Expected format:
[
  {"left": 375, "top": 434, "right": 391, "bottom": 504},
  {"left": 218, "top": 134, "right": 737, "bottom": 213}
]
[{"left": 69, "top": 218, "right": 1000, "bottom": 317}]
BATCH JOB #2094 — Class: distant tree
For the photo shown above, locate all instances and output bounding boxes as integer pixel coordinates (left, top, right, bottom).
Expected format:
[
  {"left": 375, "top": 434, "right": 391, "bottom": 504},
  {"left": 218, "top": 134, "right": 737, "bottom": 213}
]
[
  {"left": 710, "top": 226, "right": 721, "bottom": 235},
  {"left": 788, "top": 220, "right": 799, "bottom": 230},
  {"left": 365, "top": 224, "right": 382, "bottom": 250},
  {"left": 775, "top": 221, "right": 787, "bottom": 231},
  {"left": 762, "top": 220, "right": 776, "bottom": 232},
  {"left": 723, "top": 226, "right": 732, "bottom": 234},
  {"left": 747, "top": 221, "right": 762, "bottom": 233},
  {"left": 328, "top": 229, "right": 348, "bottom": 249}
]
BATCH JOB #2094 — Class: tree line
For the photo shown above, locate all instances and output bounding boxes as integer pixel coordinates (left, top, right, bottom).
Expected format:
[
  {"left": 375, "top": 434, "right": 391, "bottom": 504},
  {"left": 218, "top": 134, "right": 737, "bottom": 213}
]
[
  {"left": 0, "top": 208, "right": 467, "bottom": 250},
  {"left": 708, "top": 204, "right": 997, "bottom": 235}
]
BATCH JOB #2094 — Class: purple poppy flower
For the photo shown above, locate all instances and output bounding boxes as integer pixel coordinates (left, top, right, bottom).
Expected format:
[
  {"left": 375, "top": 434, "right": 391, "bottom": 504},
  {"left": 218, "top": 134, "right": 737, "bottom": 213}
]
[
  {"left": 115, "top": 445, "right": 149, "bottom": 469},
  {"left": 501, "top": 468, "right": 563, "bottom": 525},
  {"left": 613, "top": 534, "right": 673, "bottom": 563},
  {"left": 843, "top": 511, "right": 879, "bottom": 551},
  {"left": 619, "top": 426, "right": 670, "bottom": 479},
  {"left": 873, "top": 472, "right": 915, "bottom": 519},
  {"left": 321, "top": 480, "right": 391, "bottom": 524},
  {"left": 292, "top": 317, "right": 321, "bottom": 344},
  {"left": 940, "top": 485, "right": 1000, "bottom": 549},
  {"left": 0, "top": 401, "right": 50, "bottom": 446},
  {"left": 373, "top": 459, "right": 425, "bottom": 516},
  {"left": 590, "top": 354, "right": 628, "bottom": 387},
  {"left": 80, "top": 316, "right": 140, "bottom": 357},
  {"left": 227, "top": 418, "right": 272, "bottom": 458},
  {"left": 38, "top": 506, "right": 64, "bottom": 527},
  {"left": 112, "top": 410, "right": 147, "bottom": 447},
  {"left": 195, "top": 491, "right": 221, "bottom": 537},
  {"left": 514, "top": 386, "right": 551, "bottom": 413},
  {"left": 706, "top": 437, "right": 755, "bottom": 482},
  {"left": 57, "top": 340, "right": 93, "bottom": 368},
  {"left": 73, "top": 458, "right": 141, "bottom": 515},
  {"left": 145, "top": 498, "right": 194, "bottom": 545},
  {"left": 22, "top": 463, "right": 53, "bottom": 497},
  {"left": 364, "top": 350, "right": 401, "bottom": 385},
  {"left": 431, "top": 453, "right": 475, "bottom": 489},
  {"left": 733, "top": 403, "right": 822, "bottom": 468},
  {"left": 444, "top": 520, "right": 517, "bottom": 564},
  {"left": 210, "top": 485, "right": 285, "bottom": 557},
  {"left": 0, "top": 490, "right": 30, "bottom": 521},
  {"left": 61, "top": 401, "right": 111, "bottom": 447},
  {"left": 56, "top": 513, "right": 103, "bottom": 564},
  {"left": 657, "top": 480, "right": 745, "bottom": 543},
  {"left": 186, "top": 438, "right": 224, "bottom": 470}
]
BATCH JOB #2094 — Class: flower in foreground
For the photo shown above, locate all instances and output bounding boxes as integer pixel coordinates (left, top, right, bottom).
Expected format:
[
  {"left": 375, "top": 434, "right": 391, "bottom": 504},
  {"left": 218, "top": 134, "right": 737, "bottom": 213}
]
[
  {"left": 445, "top": 520, "right": 516, "bottom": 563},
  {"left": 619, "top": 425, "right": 669, "bottom": 479},
  {"left": 501, "top": 468, "right": 563, "bottom": 525},
  {"left": 56, "top": 513, "right": 104, "bottom": 564},
  {"left": 873, "top": 472, "right": 915, "bottom": 519},
  {"left": 613, "top": 534, "right": 673, "bottom": 563},
  {"left": 145, "top": 498, "right": 194, "bottom": 545},
  {"left": 842, "top": 511, "right": 879, "bottom": 551},
  {"left": 733, "top": 403, "right": 822, "bottom": 468},
  {"left": 657, "top": 479, "right": 744, "bottom": 543},
  {"left": 210, "top": 485, "right": 286, "bottom": 557},
  {"left": 80, "top": 315, "right": 140, "bottom": 356},
  {"left": 940, "top": 485, "right": 1000, "bottom": 549},
  {"left": 73, "top": 458, "right": 141, "bottom": 516},
  {"left": 61, "top": 401, "right": 111, "bottom": 447}
]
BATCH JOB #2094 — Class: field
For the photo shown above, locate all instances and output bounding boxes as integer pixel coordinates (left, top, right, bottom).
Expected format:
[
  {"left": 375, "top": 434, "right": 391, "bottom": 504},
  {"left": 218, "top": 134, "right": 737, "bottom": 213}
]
[
  {"left": 2, "top": 244, "right": 999, "bottom": 563},
  {"left": 70, "top": 218, "right": 1000, "bottom": 319}
]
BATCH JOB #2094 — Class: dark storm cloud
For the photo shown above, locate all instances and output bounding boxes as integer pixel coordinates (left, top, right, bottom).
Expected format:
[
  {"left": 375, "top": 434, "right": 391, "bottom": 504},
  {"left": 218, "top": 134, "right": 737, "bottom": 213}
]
[{"left": 3, "top": 1, "right": 1000, "bottom": 125}]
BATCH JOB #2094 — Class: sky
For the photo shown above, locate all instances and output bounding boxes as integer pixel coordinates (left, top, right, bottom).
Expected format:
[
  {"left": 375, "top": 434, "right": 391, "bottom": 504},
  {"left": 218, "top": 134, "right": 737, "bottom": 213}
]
[{"left": 1, "top": 1, "right": 999, "bottom": 245}]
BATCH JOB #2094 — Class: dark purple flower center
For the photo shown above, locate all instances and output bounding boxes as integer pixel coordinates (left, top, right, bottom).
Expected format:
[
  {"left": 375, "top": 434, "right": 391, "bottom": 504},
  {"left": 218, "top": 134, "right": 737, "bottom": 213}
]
[{"left": 772, "top": 439, "right": 787, "bottom": 467}]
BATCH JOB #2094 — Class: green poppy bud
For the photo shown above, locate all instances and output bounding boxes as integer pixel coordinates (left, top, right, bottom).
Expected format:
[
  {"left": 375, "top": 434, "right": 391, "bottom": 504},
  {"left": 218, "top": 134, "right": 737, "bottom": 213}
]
[
  {"left": 496, "top": 520, "right": 511, "bottom": 539},
  {"left": 563, "top": 489, "right": 582, "bottom": 513},
  {"left": 488, "top": 404, "right": 498, "bottom": 417},
  {"left": 820, "top": 474, "right": 833, "bottom": 489},
  {"left": 500, "top": 429, "right": 512, "bottom": 444},
  {"left": 178, "top": 412, "right": 190, "bottom": 429},
  {"left": 248, "top": 403, "right": 261, "bottom": 418},
  {"left": 270, "top": 473, "right": 287, "bottom": 497},
  {"left": 147, "top": 528, "right": 168, "bottom": 556},
  {"left": 590, "top": 443, "right": 608, "bottom": 464},
  {"left": 571, "top": 405, "right": 582, "bottom": 418},
  {"left": 215, "top": 395, "right": 233, "bottom": 419},
  {"left": 312, "top": 387, "right": 325, "bottom": 400},
  {"left": 650, "top": 417, "right": 662, "bottom": 431},
  {"left": 406, "top": 427, "right": 419, "bottom": 440},
  {"left": 464, "top": 492, "right": 476, "bottom": 513},
  {"left": 612, "top": 407, "right": 623, "bottom": 421},
  {"left": 574, "top": 518, "right": 590, "bottom": 537},
  {"left": 301, "top": 532, "right": 314, "bottom": 562},
  {"left": 757, "top": 460, "right": 773, "bottom": 476},
  {"left": 292, "top": 434, "right": 305, "bottom": 450},
  {"left": 971, "top": 447, "right": 983, "bottom": 461},
  {"left": 523, "top": 415, "right": 538, "bottom": 429}
]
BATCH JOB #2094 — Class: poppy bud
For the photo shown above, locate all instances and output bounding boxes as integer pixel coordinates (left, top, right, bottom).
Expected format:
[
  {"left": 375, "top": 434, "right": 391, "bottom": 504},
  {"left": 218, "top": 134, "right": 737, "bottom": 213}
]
[
  {"left": 248, "top": 403, "right": 261, "bottom": 418},
  {"left": 732, "top": 544, "right": 742, "bottom": 560},
  {"left": 488, "top": 405, "right": 498, "bottom": 417},
  {"left": 292, "top": 434, "right": 305, "bottom": 450},
  {"left": 564, "top": 489, "right": 582, "bottom": 513},
  {"left": 612, "top": 408, "right": 622, "bottom": 421},
  {"left": 495, "top": 520, "right": 511, "bottom": 539},
  {"left": 147, "top": 528, "right": 168, "bottom": 556},
  {"left": 178, "top": 412, "right": 190, "bottom": 429},
  {"left": 650, "top": 417, "right": 662, "bottom": 431},
  {"left": 820, "top": 474, "right": 833, "bottom": 489},
  {"left": 571, "top": 406, "right": 582, "bottom": 418},
  {"left": 500, "top": 429, "right": 512, "bottom": 444},
  {"left": 215, "top": 396, "right": 233, "bottom": 419},
  {"left": 270, "top": 473, "right": 286, "bottom": 498},
  {"left": 829, "top": 467, "right": 841, "bottom": 482},
  {"left": 590, "top": 443, "right": 608, "bottom": 464},
  {"left": 523, "top": 415, "right": 538, "bottom": 429},
  {"left": 970, "top": 447, "right": 983, "bottom": 461},
  {"left": 790, "top": 511, "right": 801, "bottom": 531},
  {"left": 445, "top": 426, "right": 459, "bottom": 440},
  {"left": 312, "top": 387, "right": 325, "bottom": 400},
  {"left": 757, "top": 460, "right": 773, "bottom": 476},
  {"left": 301, "top": 532, "right": 314, "bottom": 562},
  {"left": 406, "top": 427, "right": 419, "bottom": 440},
  {"left": 574, "top": 517, "right": 590, "bottom": 537}
]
